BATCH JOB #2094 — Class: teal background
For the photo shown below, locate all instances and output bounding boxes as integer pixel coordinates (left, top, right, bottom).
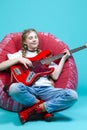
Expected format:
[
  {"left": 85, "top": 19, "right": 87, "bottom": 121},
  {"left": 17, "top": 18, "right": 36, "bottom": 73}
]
[{"left": 0, "top": 0, "right": 87, "bottom": 129}]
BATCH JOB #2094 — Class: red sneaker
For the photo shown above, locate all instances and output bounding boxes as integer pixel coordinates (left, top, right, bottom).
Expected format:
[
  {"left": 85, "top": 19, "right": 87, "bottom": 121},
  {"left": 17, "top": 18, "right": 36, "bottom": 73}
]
[
  {"left": 43, "top": 112, "right": 53, "bottom": 121},
  {"left": 19, "top": 100, "right": 43, "bottom": 124}
]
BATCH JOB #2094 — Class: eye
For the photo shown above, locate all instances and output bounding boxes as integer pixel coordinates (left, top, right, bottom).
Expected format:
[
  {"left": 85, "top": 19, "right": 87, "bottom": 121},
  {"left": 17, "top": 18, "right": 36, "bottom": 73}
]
[
  {"left": 35, "top": 35, "right": 38, "bottom": 39},
  {"left": 28, "top": 36, "right": 33, "bottom": 40}
]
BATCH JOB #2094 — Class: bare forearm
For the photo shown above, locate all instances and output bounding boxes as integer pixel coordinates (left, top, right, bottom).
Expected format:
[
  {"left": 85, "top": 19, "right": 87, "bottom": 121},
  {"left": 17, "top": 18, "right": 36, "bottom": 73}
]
[
  {"left": 0, "top": 57, "right": 32, "bottom": 71},
  {"left": 51, "top": 57, "right": 66, "bottom": 80},
  {"left": 51, "top": 50, "right": 70, "bottom": 80},
  {"left": 0, "top": 58, "right": 19, "bottom": 71}
]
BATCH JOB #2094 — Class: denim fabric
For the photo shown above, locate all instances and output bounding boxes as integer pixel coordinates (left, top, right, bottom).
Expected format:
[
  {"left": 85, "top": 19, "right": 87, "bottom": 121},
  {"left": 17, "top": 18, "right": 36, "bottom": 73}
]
[{"left": 9, "top": 82, "right": 78, "bottom": 113}]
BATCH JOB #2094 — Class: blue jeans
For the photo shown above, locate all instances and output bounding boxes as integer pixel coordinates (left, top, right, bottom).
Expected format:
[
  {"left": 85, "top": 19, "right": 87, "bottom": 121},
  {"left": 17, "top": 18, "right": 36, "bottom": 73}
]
[{"left": 8, "top": 83, "right": 78, "bottom": 113}]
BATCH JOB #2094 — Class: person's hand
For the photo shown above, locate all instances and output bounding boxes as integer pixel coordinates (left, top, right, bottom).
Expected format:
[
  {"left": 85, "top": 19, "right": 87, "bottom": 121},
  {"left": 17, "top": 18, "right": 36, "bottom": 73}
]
[
  {"left": 62, "top": 50, "right": 71, "bottom": 61},
  {"left": 18, "top": 57, "right": 32, "bottom": 68}
]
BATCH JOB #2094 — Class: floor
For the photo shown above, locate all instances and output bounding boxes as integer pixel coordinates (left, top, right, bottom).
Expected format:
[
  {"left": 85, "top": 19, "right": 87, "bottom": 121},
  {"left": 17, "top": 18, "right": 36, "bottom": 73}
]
[{"left": 0, "top": 88, "right": 87, "bottom": 130}]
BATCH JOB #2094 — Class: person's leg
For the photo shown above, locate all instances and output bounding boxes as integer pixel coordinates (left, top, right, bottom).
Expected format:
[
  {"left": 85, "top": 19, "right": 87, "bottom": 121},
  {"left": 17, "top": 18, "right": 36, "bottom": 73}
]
[
  {"left": 18, "top": 85, "right": 53, "bottom": 123},
  {"left": 18, "top": 86, "right": 78, "bottom": 123},
  {"left": 8, "top": 82, "right": 39, "bottom": 106},
  {"left": 37, "top": 86, "right": 78, "bottom": 113}
]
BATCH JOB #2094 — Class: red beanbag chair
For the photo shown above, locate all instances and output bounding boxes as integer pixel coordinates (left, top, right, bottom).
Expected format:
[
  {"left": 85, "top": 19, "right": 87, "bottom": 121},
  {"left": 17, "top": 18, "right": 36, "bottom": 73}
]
[{"left": 0, "top": 32, "right": 78, "bottom": 112}]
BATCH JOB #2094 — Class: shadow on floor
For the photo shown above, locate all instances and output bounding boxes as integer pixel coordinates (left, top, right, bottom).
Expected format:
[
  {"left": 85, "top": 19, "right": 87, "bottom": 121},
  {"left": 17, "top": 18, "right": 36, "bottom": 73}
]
[{"left": 0, "top": 109, "right": 73, "bottom": 126}]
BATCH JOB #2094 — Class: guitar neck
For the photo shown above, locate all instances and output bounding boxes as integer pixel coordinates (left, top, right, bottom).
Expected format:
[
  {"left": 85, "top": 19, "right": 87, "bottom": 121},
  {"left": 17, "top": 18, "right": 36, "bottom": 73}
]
[
  {"left": 41, "top": 44, "right": 87, "bottom": 65},
  {"left": 70, "top": 45, "right": 86, "bottom": 53}
]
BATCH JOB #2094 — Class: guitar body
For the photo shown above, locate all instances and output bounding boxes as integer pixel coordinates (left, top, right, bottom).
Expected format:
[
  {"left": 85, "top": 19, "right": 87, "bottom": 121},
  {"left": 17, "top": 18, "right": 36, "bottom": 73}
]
[{"left": 11, "top": 50, "right": 54, "bottom": 86}]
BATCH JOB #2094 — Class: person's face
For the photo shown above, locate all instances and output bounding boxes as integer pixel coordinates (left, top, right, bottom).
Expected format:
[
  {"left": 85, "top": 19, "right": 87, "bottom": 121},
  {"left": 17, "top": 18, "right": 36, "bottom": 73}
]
[{"left": 25, "top": 31, "right": 39, "bottom": 50}]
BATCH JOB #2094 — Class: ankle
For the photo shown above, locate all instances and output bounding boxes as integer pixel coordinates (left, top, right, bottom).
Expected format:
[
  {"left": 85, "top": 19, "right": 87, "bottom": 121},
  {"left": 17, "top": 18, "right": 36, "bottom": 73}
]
[
  {"left": 35, "top": 99, "right": 40, "bottom": 104},
  {"left": 39, "top": 103, "right": 46, "bottom": 112}
]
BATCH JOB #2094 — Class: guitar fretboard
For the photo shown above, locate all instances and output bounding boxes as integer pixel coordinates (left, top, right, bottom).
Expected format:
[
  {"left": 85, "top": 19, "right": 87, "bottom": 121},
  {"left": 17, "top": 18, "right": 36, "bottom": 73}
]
[
  {"left": 41, "top": 44, "right": 87, "bottom": 65},
  {"left": 70, "top": 45, "right": 86, "bottom": 53}
]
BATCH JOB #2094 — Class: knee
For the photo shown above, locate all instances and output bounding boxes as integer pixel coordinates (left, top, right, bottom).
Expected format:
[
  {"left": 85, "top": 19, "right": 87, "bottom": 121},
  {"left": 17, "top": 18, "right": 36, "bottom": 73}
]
[
  {"left": 70, "top": 89, "right": 78, "bottom": 101},
  {"left": 66, "top": 89, "right": 78, "bottom": 106},
  {"left": 8, "top": 83, "right": 22, "bottom": 96},
  {"left": 63, "top": 89, "right": 78, "bottom": 108}
]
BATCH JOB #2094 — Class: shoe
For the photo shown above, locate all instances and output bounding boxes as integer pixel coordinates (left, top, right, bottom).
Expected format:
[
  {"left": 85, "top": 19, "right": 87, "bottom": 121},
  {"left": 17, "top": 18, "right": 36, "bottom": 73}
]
[
  {"left": 43, "top": 112, "right": 53, "bottom": 121},
  {"left": 19, "top": 100, "right": 43, "bottom": 124}
]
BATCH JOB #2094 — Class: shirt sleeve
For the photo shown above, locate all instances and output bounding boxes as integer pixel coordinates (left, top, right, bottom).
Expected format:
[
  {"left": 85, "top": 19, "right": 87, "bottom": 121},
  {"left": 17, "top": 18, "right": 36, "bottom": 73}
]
[{"left": 7, "top": 50, "right": 22, "bottom": 60}]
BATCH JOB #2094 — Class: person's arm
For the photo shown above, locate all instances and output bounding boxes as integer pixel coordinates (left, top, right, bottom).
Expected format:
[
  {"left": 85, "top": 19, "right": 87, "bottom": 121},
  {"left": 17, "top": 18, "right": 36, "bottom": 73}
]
[
  {"left": 0, "top": 57, "right": 32, "bottom": 71},
  {"left": 50, "top": 50, "right": 70, "bottom": 80}
]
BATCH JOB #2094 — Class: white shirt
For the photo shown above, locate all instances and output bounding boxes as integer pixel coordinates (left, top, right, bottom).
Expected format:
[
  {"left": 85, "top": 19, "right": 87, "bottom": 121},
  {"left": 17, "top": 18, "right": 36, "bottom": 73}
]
[{"left": 7, "top": 50, "right": 57, "bottom": 86}]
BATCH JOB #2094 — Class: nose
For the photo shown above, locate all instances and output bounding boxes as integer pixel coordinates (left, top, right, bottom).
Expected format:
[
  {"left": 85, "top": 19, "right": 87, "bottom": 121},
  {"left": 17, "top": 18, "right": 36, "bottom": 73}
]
[
  {"left": 33, "top": 40, "right": 36, "bottom": 43},
  {"left": 33, "top": 38, "right": 36, "bottom": 42}
]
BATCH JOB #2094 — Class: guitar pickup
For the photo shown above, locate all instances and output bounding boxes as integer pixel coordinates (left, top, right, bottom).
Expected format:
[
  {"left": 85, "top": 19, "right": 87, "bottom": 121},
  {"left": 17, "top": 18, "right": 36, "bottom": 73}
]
[
  {"left": 13, "top": 68, "right": 21, "bottom": 75},
  {"left": 26, "top": 71, "right": 35, "bottom": 83}
]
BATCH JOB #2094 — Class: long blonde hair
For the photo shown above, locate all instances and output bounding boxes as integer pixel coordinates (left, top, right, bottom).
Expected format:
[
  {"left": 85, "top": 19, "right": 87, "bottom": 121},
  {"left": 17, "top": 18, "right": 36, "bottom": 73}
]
[{"left": 21, "top": 29, "right": 40, "bottom": 57}]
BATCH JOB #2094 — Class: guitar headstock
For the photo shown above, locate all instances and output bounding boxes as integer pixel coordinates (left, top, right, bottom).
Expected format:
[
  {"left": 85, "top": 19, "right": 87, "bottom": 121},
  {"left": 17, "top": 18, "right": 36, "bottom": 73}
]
[{"left": 85, "top": 43, "right": 87, "bottom": 48}]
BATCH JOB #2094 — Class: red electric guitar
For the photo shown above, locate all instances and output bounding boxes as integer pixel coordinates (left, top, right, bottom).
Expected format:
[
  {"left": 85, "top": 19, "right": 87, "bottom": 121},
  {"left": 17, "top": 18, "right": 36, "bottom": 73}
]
[{"left": 11, "top": 44, "right": 87, "bottom": 86}]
